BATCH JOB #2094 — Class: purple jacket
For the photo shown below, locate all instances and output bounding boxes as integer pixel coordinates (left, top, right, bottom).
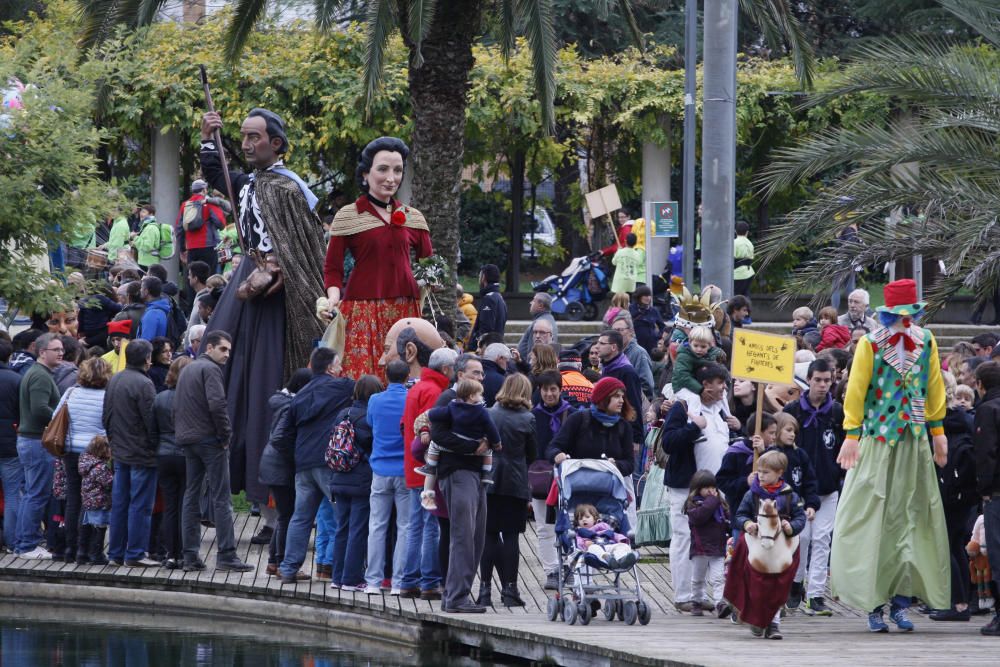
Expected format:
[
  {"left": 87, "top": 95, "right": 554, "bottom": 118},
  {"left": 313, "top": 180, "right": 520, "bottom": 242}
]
[
  {"left": 80, "top": 452, "right": 113, "bottom": 511},
  {"left": 686, "top": 494, "right": 729, "bottom": 558}
]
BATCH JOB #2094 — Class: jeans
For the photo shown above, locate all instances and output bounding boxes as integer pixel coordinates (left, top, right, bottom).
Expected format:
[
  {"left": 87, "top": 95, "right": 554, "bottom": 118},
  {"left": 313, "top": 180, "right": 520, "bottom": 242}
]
[
  {"left": 398, "top": 487, "right": 442, "bottom": 591},
  {"left": 107, "top": 463, "right": 158, "bottom": 562},
  {"left": 364, "top": 474, "right": 410, "bottom": 589},
  {"left": 0, "top": 456, "right": 24, "bottom": 551},
  {"left": 157, "top": 455, "right": 187, "bottom": 561},
  {"left": 279, "top": 466, "right": 333, "bottom": 578},
  {"left": 181, "top": 443, "right": 238, "bottom": 563},
  {"left": 315, "top": 497, "right": 336, "bottom": 566},
  {"left": 63, "top": 452, "right": 82, "bottom": 558},
  {"left": 332, "top": 493, "right": 370, "bottom": 586},
  {"left": 15, "top": 436, "right": 53, "bottom": 554},
  {"left": 668, "top": 486, "right": 693, "bottom": 603}
]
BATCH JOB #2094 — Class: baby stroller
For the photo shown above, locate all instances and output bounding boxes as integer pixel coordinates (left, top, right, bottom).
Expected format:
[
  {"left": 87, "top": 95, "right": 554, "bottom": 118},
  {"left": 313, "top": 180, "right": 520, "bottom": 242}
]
[
  {"left": 546, "top": 459, "right": 652, "bottom": 626},
  {"left": 532, "top": 252, "right": 609, "bottom": 321}
]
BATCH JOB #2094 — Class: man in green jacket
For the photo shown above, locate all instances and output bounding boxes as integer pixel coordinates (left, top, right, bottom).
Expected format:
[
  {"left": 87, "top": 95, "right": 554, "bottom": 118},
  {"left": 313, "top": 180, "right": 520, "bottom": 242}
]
[
  {"left": 15, "top": 332, "right": 62, "bottom": 559},
  {"left": 133, "top": 204, "right": 163, "bottom": 270}
]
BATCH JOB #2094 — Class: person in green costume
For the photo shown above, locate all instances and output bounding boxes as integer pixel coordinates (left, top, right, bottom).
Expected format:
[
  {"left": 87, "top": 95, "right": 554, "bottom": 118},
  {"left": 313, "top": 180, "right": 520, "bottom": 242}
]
[
  {"left": 133, "top": 204, "right": 162, "bottom": 270},
  {"left": 831, "top": 278, "right": 949, "bottom": 634}
]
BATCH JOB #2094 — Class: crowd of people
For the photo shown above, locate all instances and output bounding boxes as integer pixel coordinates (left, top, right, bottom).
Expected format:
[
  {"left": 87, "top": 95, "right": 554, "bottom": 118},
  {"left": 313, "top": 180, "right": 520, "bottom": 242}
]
[{"left": 2, "top": 106, "right": 1000, "bottom": 639}]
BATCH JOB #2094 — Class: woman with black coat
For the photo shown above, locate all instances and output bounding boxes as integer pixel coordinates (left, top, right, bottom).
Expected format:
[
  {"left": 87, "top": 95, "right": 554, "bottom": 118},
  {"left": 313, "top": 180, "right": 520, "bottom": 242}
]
[
  {"left": 151, "top": 356, "right": 192, "bottom": 568},
  {"left": 258, "top": 368, "right": 313, "bottom": 576},
  {"left": 546, "top": 377, "right": 636, "bottom": 478},
  {"left": 479, "top": 373, "right": 537, "bottom": 607},
  {"left": 330, "top": 375, "right": 382, "bottom": 590}
]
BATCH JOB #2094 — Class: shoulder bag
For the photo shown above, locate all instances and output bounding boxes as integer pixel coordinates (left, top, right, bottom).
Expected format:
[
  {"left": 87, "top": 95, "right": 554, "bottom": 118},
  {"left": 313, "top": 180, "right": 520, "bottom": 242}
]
[{"left": 41, "top": 388, "right": 76, "bottom": 457}]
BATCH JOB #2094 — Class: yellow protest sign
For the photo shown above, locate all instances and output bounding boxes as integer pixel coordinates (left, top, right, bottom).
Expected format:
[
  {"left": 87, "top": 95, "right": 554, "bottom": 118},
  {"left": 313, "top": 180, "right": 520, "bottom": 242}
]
[{"left": 731, "top": 330, "right": 796, "bottom": 386}]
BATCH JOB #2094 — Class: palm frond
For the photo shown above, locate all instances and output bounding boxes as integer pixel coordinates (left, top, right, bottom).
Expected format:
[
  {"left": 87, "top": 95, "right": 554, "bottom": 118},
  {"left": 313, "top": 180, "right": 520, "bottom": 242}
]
[
  {"left": 516, "top": 0, "right": 557, "bottom": 131},
  {"left": 136, "top": 0, "right": 163, "bottom": 27},
  {"left": 615, "top": 0, "right": 643, "bottom": 49},
  {"left": 738, "top": 0, "right": 814, "bottom": 89},
  {"left": 223, "top": 0, "right": 270, "bottom": 66},
  {"left": 496, "top": 0, "right": 516, "bottom": 63},
  {"left": 939, "top": 0, "right": 1000, "bottom": 48},
  {"left": 406, "top": 0, "right": 437, "bottom": 68},
  {"left": 78, "top": 0, "right": 154, "bottom": 50},
  {"left": 362, "top": 0, "right": 398, "bottom": 117},
  {"left": 314, "top": 0, "right": 349, "bottom": 32}
]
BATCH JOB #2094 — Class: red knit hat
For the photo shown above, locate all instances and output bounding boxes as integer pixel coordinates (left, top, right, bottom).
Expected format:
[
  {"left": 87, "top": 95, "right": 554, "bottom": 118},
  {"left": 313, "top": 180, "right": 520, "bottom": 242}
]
[
  {"left": 107, "top": 320, "right": 131, "bottom": 337},
  {"left": 591, "top": 377, "right": 626, "bottom": 406}
]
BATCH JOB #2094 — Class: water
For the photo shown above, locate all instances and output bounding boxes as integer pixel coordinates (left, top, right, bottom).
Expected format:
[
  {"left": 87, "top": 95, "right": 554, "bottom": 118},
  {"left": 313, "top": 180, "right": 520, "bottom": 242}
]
[{"left": 0, "top": 610, "right": 513, "bottom": 667}]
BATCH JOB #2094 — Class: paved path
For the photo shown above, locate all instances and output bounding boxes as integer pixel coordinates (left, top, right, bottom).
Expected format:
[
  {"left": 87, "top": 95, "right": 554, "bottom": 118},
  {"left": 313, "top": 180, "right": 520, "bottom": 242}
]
[{"left": 1, "top": 512, "right": 995, "bottom": 666}]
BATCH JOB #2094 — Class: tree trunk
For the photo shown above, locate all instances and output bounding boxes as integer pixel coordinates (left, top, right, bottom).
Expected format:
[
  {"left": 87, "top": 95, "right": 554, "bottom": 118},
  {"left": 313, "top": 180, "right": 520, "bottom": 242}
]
[
  {"left": 406, "top": 0, "right": 482, "bottom": 296},
  {"left": 701, "top": 0, "right": 737, "bottom": 297},
  {"left": 553, "top": 153, "right": 588, "bottom": 257},
  {"left": 507, "top": 149, "right": 525, "bottom": 292}
]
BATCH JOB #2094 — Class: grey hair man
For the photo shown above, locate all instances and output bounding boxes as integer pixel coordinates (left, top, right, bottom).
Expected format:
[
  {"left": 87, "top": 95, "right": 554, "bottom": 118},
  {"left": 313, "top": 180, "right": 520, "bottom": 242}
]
[
  {"left": 610, "top": 312, "right": 655, "bottom": 399},
  {"left": 838, "top": 288, "right": 877, "bottom": 333},
  {"left": 517, "top": 292, "right": 559, "bottom": 360},
  {"left": 481, "top": 344, "right": 512, "bottom": 407}
]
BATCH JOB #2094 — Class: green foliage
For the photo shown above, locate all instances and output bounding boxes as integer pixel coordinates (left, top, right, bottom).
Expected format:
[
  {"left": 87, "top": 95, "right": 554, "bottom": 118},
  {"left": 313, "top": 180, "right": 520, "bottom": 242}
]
[
  {"left": 458, "top": 188, "right": 510, "bottom": 273},
  {"left": 0, "top": 0, "right": 120, "bottom": 316}
]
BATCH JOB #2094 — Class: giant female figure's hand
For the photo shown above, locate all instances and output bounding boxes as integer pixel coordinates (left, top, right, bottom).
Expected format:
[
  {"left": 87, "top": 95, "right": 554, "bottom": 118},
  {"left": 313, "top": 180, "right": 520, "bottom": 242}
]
[
  {"left": 326, "top": 286, "right": 341, "bottom": 309},
  {"left": 837, "top": 437, "right": 860, "bottom": 470},
  {"left": 933, "top": 434, "right": 948, "bottom": 468}
]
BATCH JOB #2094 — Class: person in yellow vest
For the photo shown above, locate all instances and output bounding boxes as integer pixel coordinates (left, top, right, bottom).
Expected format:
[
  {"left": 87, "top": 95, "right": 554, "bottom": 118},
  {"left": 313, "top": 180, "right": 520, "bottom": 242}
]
[
  {"left": 831, "top": 279, "right": 949, "bottom": 633},
  {"left": 100, "top": 320, "right": 132, "bottom": 374}
]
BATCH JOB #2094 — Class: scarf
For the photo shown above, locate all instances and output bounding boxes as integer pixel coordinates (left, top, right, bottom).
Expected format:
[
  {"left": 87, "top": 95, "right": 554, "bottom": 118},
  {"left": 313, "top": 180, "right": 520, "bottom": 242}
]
[
  {"left": 269, "top": 166, "right": 319, "bottom": 211},
  {"left": 798, "top": 392, "right": 833, "bottom": 429},
  {"left": 589, "top": 405, "right": 621, "bottom": 427},
  {"left": 750, "top": 475, "right": 785, "bottom": 500},
  {"left": 540, "top": 399, "right": 572, "bottom": 434},
  {"left": 601, "top": 352, "right": 632, "bottom": 373},
  {"left": 725, "top": 439, "right": 755, "bottom": 466}
]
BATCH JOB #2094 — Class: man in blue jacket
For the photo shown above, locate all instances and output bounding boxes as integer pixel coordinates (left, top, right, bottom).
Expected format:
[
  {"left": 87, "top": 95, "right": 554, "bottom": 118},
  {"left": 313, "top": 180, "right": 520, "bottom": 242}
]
[
  {"left": 276, "top": 347, "right": 354, "bottom": 584},
  {"left": 468, "top": 264, "right": 506, "bottom": 352},
  {"left": 138, "top": 276, "right": 171, "bottom": 340}
]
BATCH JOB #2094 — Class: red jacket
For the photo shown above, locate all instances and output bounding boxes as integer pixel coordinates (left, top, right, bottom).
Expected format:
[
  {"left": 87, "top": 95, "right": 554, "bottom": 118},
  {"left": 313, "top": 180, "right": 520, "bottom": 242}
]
[
  {"left": 174, "top": 194, "right": 226, "bottom": 251},
  {"left": 402, "top": 367, "right": 451, "bottom": 488},
  {"left": 816, "top": 324, "right": 851, "bottom": 352},
  {"left": 600, "top": 222, "right": 633, "bottom": 257}
]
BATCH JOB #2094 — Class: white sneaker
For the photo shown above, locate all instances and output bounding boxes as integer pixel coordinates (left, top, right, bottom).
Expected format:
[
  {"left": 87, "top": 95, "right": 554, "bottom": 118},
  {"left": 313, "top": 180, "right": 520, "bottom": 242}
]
[
  {"left": 329, "top": 582, "right": 341, "bottom": 590},
  {"left": 19, "top": 546, "right": 52, "bottom": 560},
  {"left": 364, "top": 585, "right": 382, "bottom": 595},
  {"left": 342, "top": 583, "right": 368, "bottom": 593},
  {"left": 390, "top": 588, "right": 402, "bottom": 596}
]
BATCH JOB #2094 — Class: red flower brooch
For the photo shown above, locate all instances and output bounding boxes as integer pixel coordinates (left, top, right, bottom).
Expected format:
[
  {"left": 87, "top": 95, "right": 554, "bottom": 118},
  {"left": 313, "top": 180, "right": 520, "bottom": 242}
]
[{"left": 390, "top": 208, "right": 407, "bottom": 226}]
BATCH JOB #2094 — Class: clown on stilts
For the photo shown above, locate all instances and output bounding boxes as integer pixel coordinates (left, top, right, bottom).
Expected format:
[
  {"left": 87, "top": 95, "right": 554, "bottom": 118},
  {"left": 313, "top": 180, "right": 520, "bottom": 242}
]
[{"left": 830, "top": 279, "right": 950, "bottom": 632}]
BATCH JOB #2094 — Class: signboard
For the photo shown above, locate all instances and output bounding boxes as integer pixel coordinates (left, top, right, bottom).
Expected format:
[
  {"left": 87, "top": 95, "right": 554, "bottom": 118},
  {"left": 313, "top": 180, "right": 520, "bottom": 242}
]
[
  {"left": 651, "top": 201, "right": 678, "bottom": 238},
  {"left": 584, "top": 184, "right": 623, "bottom": 219},
  {"left": 730, "top": 330, "right": 796, "bottom": 386}
]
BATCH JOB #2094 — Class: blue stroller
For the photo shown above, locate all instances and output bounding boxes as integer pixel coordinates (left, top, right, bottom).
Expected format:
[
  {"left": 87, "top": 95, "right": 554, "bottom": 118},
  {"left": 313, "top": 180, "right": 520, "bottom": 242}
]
[
  {"left": 546, "top": 459, "right": 652, "bottom": 626},
  {"left": 532, "top": 252, "right": 609, "bottom": 321}
]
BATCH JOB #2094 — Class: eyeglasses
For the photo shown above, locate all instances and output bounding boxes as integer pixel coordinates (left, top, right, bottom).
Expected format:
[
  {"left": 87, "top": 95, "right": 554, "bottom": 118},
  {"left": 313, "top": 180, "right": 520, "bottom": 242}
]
[{"left": 44, "top": 347, "right": 64, "bottom": 354}]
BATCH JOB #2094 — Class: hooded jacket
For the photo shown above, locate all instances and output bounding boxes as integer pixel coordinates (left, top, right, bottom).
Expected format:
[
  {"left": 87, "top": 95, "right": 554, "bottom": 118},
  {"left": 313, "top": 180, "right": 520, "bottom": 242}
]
[
  {"left": 279, "top": 373, "right": 354, "bottom": 473},
  {"left": 259, "top": 390, "right": 296, "bottom": 487},
  {"left": 816, "top": 323, "right": 851, "bottom": 352},
  {"left": 458, "top": 293, "right": 478, "bottom": 334},
  {"left": 138, "top": 297, "right": 171, "bottom": 341}
]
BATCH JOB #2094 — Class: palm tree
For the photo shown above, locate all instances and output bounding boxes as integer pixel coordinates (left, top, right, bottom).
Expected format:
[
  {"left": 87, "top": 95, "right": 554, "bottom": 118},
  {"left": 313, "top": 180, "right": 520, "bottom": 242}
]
[
  {"left": 77, "top": 0, "right": 810, "bottom": 289},
  {"left": 755, "top": 0, "right": 1000, "bottom": 316}
]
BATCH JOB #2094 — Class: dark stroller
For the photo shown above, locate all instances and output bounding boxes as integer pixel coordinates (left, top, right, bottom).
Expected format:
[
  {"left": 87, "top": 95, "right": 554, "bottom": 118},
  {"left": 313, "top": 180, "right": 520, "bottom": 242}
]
[{"left": 532, "top": 252, "right": 609, "bottom": 321}]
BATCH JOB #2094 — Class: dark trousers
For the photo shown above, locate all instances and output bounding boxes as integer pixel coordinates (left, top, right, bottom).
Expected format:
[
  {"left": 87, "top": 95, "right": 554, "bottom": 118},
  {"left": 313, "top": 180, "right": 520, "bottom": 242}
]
[
  {"left": 63, "top": 452, "right": 82, "bottom": 559},
  {"left": 944, "top": 506, "right": 974, "bottom": 608},
  {"left": 481, "top": 530, "right": 521, "bottom": 590},
  {"left": 332, "top": 493, "right": 370, "bottom": 586},
  {"left": 438, "top": 517, "right": 450, "bottom": 583},
  {"left": 182, "top": 443, "right": 237, "bottom": 563},
  {"left": 157, "top": 455, "right": 187, "bottom": 561},
  {"left": 733, "top": 277, "right": 752, "bottom": 298},
  {"left": 267, "top": 485, "right": 295, "bottom": 566},
  {"left": 440, "top": 470, "right": 487, "bottom": 609}
]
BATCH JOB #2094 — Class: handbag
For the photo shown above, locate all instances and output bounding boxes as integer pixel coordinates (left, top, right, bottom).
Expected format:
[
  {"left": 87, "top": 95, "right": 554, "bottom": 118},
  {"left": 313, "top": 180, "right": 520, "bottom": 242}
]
[
  {"left": 41, "top": 388, "right": 75, "bottom": 457},
  {"left": 528, "top": 459, "right": 554, "bottom": 500},
  {"left": 237, "top": 251, "right": 283, "bottom": 301}
]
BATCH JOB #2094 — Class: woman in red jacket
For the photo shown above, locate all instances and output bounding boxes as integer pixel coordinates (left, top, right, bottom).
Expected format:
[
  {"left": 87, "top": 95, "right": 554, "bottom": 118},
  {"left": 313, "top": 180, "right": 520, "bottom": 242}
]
[{"left": 323, "top": 137, "right": 433, "bottom": 379}]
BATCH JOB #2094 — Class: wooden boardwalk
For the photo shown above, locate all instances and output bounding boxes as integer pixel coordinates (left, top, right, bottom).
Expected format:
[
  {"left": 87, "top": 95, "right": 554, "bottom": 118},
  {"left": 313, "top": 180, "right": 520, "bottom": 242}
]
[{"left": 1, "top": 512, "right": 995, "bottom": 666}]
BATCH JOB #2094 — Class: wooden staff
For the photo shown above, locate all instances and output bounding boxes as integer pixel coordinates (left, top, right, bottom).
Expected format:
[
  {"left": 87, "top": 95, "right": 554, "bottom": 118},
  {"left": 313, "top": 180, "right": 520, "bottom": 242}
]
[
  {"left": 199, "top": 65, "right": 246, "bottom": 252},
  {"left": 753, "top": 383, "right": 765, "bottom": 468}
]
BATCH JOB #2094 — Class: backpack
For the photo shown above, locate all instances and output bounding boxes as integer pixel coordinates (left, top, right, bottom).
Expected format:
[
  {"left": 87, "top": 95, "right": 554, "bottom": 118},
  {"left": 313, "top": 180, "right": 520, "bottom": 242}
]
[
  {"left": 326, "top": 410, "right": 362, "bottom": 472},
  {"left": 181, "top": 198, "right": 206, "bottom": 231},
  {"left": 158, "top": 223, "right": 175, "bottom": 259},
  {"left": 165, "top": 297, "right": 188, "bottom": 349}
]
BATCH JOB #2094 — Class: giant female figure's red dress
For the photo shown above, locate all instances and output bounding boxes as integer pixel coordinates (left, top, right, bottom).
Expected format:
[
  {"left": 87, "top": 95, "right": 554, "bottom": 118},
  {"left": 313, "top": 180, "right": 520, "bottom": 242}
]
[{"left": 323, "top": 196, "right": 433, "bottom": 379}]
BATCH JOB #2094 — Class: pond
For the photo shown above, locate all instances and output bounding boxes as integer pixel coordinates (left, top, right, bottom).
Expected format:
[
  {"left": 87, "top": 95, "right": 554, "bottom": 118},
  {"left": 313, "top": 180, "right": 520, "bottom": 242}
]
[{"left": 0, "top": 605, "right": 517, "bottom": 667}]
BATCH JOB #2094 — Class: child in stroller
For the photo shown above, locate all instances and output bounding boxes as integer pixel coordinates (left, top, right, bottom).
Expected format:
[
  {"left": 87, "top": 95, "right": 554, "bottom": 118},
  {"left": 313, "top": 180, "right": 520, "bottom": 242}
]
[{"left": 575, "top": 504, "right": 638, "bottom": 570}]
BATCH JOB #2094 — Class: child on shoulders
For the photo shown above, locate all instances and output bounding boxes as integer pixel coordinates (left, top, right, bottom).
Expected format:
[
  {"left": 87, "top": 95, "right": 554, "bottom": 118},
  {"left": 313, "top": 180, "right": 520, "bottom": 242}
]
[{"left": 672, "top": 325, "right": 727, "bottom": 414}]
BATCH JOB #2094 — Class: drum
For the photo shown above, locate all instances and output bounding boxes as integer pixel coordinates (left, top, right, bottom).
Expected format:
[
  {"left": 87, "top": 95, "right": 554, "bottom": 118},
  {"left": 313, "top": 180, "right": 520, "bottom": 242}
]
[{"left": 85, "top": 249, "right": 108, "bottom": 271}]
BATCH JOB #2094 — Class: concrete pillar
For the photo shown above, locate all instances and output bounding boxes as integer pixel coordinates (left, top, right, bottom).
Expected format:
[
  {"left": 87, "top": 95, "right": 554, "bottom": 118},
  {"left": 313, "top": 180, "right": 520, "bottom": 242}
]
[
  {"left": 151, "top": 127, "right": 181, "bottom": 281},
  {"left": 641, "top": 116, "right": 671, "bottom": 288}
]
